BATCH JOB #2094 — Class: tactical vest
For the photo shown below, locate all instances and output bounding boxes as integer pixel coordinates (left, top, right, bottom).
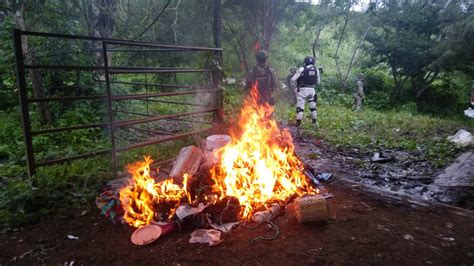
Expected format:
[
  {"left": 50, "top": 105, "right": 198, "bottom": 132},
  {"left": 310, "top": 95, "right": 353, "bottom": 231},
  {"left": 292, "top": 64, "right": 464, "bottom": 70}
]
[
  {"left": 252, "top": 65, "right": 273, "bottom": 90},
  {"left": 297, "top": 65, "right": 318, "bottom": 87}
]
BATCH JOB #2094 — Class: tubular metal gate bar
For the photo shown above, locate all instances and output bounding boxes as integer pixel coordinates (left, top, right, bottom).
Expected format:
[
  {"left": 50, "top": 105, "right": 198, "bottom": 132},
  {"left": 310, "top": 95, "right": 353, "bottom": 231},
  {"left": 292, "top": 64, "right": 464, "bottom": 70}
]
[{"left": 14, "top": 12, "right": 223, "bottom": 177}]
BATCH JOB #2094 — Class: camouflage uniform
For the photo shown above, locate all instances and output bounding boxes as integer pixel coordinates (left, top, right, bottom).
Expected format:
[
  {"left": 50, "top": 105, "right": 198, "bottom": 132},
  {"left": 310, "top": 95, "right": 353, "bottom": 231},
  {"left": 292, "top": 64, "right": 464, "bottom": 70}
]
[
  {"left": 286, "top": 67, "right": 297, "bottom": 105},
  {"left": 352, "top": 74, "right": 365, "bottom": 111},
  {"left": 245, "top": 51, "right": 278, "bottom": 106}
]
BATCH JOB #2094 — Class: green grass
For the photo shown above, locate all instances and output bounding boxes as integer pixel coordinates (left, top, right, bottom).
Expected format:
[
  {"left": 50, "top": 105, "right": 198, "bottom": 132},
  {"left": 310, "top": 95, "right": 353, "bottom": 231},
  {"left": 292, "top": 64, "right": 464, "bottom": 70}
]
[{"left": 298, "top": 102, "right": 474, "bottom": 167}]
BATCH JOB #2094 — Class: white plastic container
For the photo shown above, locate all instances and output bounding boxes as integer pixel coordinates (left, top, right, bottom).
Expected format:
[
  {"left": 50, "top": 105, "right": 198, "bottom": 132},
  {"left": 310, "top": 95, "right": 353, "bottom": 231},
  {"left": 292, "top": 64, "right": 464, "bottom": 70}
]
[{"left": 206, "top": 135, "right": 231, "bottom": 151}]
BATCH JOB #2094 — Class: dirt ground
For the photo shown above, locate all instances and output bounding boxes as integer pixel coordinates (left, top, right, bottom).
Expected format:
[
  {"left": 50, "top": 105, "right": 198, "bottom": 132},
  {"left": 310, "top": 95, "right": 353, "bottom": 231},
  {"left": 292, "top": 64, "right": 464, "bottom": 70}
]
[
  {"left": 1, "top": 133, "right": 474, "bottom": 265},
  {"left": 1, "top": 177, "right": 473, "bottom": 265}
]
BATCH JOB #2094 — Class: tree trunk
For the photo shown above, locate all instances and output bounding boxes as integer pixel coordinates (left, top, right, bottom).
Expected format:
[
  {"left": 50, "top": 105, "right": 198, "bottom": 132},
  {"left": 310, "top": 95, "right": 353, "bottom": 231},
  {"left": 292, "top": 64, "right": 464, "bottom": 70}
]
[
  {"left": 341, "top": 25, "right": 371, "bottom": 91},
  {"left": 334, "top": 1, "right": 351, "bottom": 92},
  {"left": 390, "top": 66, "right": 406, "bottom": 101},
  {"left": 15, "top": 5, "right": 52, "bottom": 124},
  {"left": 312, "top": 26, "right": 323, "bottom": 58},
  {"left": 89, "top": 0, "right": 117, "bottom": 79}
]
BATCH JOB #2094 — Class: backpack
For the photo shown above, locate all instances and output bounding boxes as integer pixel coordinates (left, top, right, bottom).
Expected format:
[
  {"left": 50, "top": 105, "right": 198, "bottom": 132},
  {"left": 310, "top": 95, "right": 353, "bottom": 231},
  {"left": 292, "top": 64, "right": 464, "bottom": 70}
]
[
  {"left": 297, "top": 65, "right": 318, "bottom": 87},
  {"left": 246, "top": 64, "right": 276, "bottom": 92}
]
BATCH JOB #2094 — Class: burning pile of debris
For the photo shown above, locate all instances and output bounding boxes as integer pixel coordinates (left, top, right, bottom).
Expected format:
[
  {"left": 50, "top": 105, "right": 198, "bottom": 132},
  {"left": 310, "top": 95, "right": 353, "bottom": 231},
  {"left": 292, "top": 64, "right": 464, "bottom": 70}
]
[{"left": 96, "top": 83, "right": 332, "bottom": 246}]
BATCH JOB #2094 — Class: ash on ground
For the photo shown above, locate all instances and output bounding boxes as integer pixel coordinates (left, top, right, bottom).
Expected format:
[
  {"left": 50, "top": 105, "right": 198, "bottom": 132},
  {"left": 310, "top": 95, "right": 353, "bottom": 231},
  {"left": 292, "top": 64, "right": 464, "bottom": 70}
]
[{"left": 283, "top": 124, "right": 474, "bottom": 210}]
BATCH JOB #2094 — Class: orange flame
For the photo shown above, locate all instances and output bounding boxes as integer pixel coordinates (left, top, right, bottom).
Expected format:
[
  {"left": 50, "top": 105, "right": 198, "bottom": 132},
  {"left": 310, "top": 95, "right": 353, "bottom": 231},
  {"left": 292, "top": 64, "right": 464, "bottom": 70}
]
[
  {"left": 254, "top": 41, "right": 260, "bottom": 52},
  {"left": 210, "top": 83, "right": 316, "bottom": 219},
  {"left": 119, "top": 156, "right": 191, "bottom": 228}
]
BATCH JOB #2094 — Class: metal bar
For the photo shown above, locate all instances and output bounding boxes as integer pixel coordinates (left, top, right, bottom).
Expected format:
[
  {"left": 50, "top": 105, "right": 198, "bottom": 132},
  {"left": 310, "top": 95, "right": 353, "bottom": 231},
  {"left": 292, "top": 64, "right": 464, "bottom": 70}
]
[
  {"left": 88, "top": 48, "right": 202, "bottom": 52},
  {"left": 213, "top": 0, "right": 224, "bottom": 125},
  {"left": 108, "top": 67, "right": 213, "bottom": 74},
  {"left": 30, "top": 106, "right": 216, "bottom": 136},
  {"left": 112, "top": 89, "right": 222, "bottom": 101},
  {"left": 18, "top": 30, "right": 223, "bottom": 52},
  {"left": 13, "top": 29, "right": 36, "bottom": 177},
  {"left": 99, "top": 80, "right": 195, "bottom": 89},
  {"left": 213, "top": 0, "right": 222, "bottom": 49},
  {"left": 35, "top": 149, "right": 110, "bottom": 167},
  {"left": 104, "top": 39, "right": 222, "bottom": 51},
  {"left": 145, "top": 99, "right": 211, "bottom": 107},
  {"left": 116, "top": 110, "right": 149, "bottom": 117},
  {"left": 31, "top": 122, "right": 109, "bottom": 136},
  {"left": 130, "top": 126, "right": 174, "bottom": 136},
  {"left": 29, "top": 95, "right": 106, "bottom": 103},
  {"left": 169, "top": 117, "right": 213, "bottom": 125},
  {"left": 115, "top": 108, "right": 219, "bottom": 128},
  {"left": 24, "top": 65, "right": 104, "bottom": 71},
  {"left": 121, "top": 110, "right": 213, "bottom": 125},
  {"left": 23, "top": 65, "right": 211, "bottom": 73},
  {"left": 105, "top": 80, "right": 195, "bottom": 88},
  {"left": 102, "top": 41, "right": 118, "bottom": 170},
  {"left": 150, "top": 158, "right": 175, "bottom": 168},
  {"left": 115, "top": 127, "right": 212, "bottom": 152}
]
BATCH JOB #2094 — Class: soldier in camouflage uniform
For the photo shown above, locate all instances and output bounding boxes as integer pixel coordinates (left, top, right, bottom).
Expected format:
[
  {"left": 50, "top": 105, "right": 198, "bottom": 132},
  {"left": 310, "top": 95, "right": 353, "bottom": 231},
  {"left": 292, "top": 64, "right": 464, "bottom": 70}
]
[
  {"left": 245, "top": 50, "right": 278, "bottom": 106},
  {"left": 286, "top": 67, "right": 297, "bottom": 106},
  {"left": 352, "top": 73, "right": 365, "bottom": 111}
]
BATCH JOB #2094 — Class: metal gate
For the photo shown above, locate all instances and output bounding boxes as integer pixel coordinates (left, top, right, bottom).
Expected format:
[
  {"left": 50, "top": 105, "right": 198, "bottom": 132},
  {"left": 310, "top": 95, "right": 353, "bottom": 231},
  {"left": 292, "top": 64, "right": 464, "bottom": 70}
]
[{"left": 14, "top": 19, "right": 222, "bottom": 177}]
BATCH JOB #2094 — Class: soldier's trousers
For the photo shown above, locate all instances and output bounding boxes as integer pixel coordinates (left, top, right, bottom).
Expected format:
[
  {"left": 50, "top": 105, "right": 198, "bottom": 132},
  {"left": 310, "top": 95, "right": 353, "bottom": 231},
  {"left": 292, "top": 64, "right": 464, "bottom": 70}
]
[
  {"left": 296, "top": 87, "right": 317, "bottom": 121},
  {"left": 352, "top": 93, "right": 363, "bottom": 111}
]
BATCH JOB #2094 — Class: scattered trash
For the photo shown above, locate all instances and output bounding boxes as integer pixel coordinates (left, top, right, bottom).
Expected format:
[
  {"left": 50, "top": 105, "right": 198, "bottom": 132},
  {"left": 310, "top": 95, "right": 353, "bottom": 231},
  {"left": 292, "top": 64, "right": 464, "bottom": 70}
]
[
  {"left": 175, "top": 203, "right": 210, "bottom": 221},
  {"left": 404, "top": 234, "right": 414, "bottom": 240},
  {"left": 319, "top": 191, "right": 334, "bottom": 199},
  {"left": 440, "top": 236, "right": 455, "bottom": 241},
  {"left": 294, "top": 195, "right": 329, "bottom": 223},
  {"left": 205, "top": 134, "right": 231, "bottom": 164},
  {"left": 305, "top": 169, "right": 319, "bottom": 185},
  {"left": 252, "top": 203, "right": 281, "bottom": 223},
  {"left": 131, "top": 224, "right": 162, "bottom": 245},
  {"left": 95, "top": 190, "right": 123, "bottom": 223},
  {"left": 370, "top": 152, "right": 392, "bottom": 163},
  {"left": 224, "top": 77, "right": 236, "bottom": 84},
  {"left": 208, "top": 220, "right": 240, "bottom": 233},
  {"left": 64, "top": 261, "right": 75, "bottom": 266},
  {"left": 316, "top": 173, "right": 332, "bottom": 181},
  {"left": 447, "top": 129, "right": 473, "bottom": 147},
  {"left": 464, "top": 108, "right": 474, "bottom": 119},
  {"left": 189, "top": 229, "right": 222, "bottom": 246},
  {"left": 249, "top": 221, "right": 280, "bottom": 244},
  {"left": 67, "top": 235, "right": 79, "bottom": 240},
  {"left": 80, "top": 210, "right": 87, "bottom": 216},
  {"left": 170, "top": 145, "right": 203, "bottom": 182},
  {"left": 152, "top": 222, "right": 180, "bottom": 237},
  {"left": 206, "top": 134, "right": 231, "bottom": 151}
]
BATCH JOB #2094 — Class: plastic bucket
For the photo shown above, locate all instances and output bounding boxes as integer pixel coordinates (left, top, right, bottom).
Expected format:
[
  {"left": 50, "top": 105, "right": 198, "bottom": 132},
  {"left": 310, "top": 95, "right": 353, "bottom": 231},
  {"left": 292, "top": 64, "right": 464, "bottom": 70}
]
[{"left": 206, "top": 134, "right": 231, "bottom": 151}]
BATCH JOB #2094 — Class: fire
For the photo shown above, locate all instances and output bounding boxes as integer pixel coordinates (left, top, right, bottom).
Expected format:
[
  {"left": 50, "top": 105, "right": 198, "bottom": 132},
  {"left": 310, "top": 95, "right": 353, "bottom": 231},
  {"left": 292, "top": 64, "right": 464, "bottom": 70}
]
[
  {"left": 210, "top": 83, "right": 316, "bottom": 219},
  {"left": 254, "top": 41, "right": 260, "bottom": 51},
  {"left": 119, "top": 82, "right": 318, "bottom": 226},
  {"left": 119, "top": 156, "right": 191, "bottom": 228}
]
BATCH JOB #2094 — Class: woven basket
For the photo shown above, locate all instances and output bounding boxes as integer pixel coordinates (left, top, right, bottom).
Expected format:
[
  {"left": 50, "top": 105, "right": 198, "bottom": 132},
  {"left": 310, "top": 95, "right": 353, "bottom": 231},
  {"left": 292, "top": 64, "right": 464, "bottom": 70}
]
[{"left": 294, "top": 195, "right": 329, "bottom": 223}]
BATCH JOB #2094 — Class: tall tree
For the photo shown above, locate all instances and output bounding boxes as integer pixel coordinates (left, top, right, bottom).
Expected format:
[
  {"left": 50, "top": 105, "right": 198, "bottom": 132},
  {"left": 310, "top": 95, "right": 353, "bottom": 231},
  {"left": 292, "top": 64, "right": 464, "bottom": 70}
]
[
  {"left": 223, "top": 0, "right": 294, "bottom": 74},
  {"left": 366, "top": 0, "right": 469, "bottom": 100},
  {"left": 11, "top": 0, "right": 52, "bottom": 124}
]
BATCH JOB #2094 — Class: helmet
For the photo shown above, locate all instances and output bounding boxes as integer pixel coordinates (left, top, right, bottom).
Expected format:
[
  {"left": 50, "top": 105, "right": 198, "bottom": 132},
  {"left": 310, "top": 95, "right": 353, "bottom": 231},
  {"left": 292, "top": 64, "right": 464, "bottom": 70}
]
[
  {"left": 255, "top": 50, "right": 268, "bottom": 63},
  {"left": 290, "top": 67, "right": 297, "bottom": 73},
  {"left": 357, "top": 73, "right": 364, "bottom": 80},
  {"left": 304, "top": 56, "right": 315, "bottom": 65}
]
